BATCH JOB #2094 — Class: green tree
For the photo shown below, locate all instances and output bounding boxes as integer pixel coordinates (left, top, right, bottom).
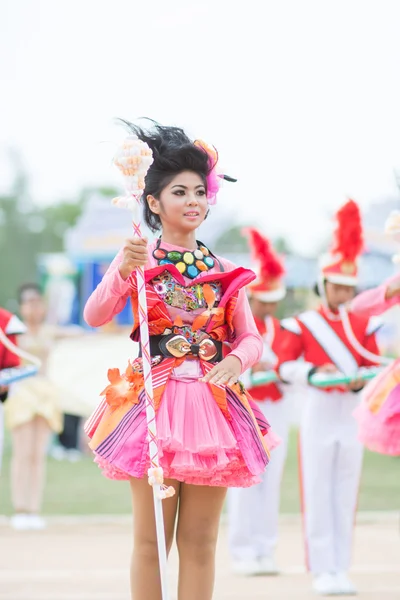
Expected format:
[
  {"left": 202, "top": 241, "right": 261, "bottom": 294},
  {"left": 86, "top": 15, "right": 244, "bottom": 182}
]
[
  {"left": 214, "top": 226, "right": 293, "bottom": 255},
  {"left": 274, "top": 236, "right": 292, "bottom": 255},
  {"left": 214, "top": 225, "right": 250, "bottom": 253},
  {"left": 0, "top": 167, "right": 119, "bottom": 309}
]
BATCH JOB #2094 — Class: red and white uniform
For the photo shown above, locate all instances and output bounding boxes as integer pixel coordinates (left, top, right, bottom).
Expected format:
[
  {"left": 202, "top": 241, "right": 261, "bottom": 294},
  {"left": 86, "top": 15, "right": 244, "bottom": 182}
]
[
  {"left": 229, "top": 313, "right": 291, "bottom": 562},
  {"left": 279, "top": 305, "right": 380, "bottom": 575},
  {"left": 228, "top": 228, "right": 292, "bottom": 568},
  {"left": 0, "top": 308, "right": 24, "bottom": 373},
  {"left": 0, "top": 308, "right": 25, "bottom": 470}
]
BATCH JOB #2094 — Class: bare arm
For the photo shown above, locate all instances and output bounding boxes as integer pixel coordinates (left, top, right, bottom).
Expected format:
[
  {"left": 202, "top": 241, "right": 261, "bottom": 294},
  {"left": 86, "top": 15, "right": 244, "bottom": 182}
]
[
  {"left": 228, "top": 288, "right": 263, "bottom": 373},
  {"left": 350, "top": 274, "right": 400, "bottom": 317}
]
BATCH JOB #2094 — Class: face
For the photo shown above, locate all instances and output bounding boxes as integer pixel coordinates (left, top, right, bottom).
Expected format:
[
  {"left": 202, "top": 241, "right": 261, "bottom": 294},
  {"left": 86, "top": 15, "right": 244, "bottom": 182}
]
[
  {"left": 324, "top": 281, "right": 356, "bottom": 311},
  {"left": 250, "top": 298, "right": 279, "bottom": 319},
  {"left": 19, "top": 289, "right": 46, "bottom": 325},
  {"left": 147, "top": 171, "right": 208, "bottom": 233}
]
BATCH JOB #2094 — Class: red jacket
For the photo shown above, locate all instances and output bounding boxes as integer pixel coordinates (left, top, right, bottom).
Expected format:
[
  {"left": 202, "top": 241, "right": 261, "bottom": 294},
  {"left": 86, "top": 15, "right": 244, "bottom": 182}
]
[
  {"left": 248, "top": 315, "right": 287, "bottom": 402},
  {"left": 278, "top": 305, "right": 381, "bottom": 391}
]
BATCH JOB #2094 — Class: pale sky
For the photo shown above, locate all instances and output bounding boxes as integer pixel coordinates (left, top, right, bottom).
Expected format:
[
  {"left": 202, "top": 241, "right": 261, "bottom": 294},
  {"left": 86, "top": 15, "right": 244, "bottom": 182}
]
[{"left": 2, "top": 0, "right": 400, "bottom": 255}]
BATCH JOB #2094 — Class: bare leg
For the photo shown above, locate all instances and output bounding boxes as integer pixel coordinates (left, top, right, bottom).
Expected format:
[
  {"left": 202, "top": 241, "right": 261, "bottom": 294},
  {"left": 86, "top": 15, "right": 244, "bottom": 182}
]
[
  {"left": 129, "top": 477, "right": 180, "bottom": 600},
  {"left": 29, "top": 416, "right": 51, "bottom": 514},
  {"left": 176, "top": 484, "right": 227, "bottom": 600},
  {"left": 11, "top": 420, "right": 35, "bottom": 512}
]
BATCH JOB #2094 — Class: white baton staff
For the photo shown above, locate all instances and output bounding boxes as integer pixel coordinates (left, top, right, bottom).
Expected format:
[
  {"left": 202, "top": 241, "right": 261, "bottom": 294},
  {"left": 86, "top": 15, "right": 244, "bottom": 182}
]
[{"left": 112, "top": 135, "right": 175, "bottom": 600}]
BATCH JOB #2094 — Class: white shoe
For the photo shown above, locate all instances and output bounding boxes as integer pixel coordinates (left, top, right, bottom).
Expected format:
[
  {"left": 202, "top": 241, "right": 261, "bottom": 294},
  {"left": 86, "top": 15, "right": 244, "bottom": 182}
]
[
  {"left": 50, "top": 446, "right": 67, "bottom": 461},
  {"left": 10, "top": 513, "right": 31, "bottom": 531},
  {"left": 312, "top": 572, "right": 340, "bottom": 595},
  {"left": 27, "top": 514, "right": 46, "bottom": 530},
  {"left": 335, "top": 572, "right": 357, "bottom": 595},
  {"left": 258, "top": 556, "right": 279, "bottom": 575},
  {"left": 232, "top": 559, "right": 261, "bottom": 576},
  {"left": 66, "top": 449, "right": 82, "bottom": 463}
]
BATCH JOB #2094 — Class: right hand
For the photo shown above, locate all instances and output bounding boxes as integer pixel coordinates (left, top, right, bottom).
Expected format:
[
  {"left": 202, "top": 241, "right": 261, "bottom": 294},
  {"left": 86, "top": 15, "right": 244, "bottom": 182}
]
[
  {"left": 119, "top": 237, "right": 148, "bottom": 280},
  {"left": 315, "top": 363, "right": 339, "bottom": 374}
]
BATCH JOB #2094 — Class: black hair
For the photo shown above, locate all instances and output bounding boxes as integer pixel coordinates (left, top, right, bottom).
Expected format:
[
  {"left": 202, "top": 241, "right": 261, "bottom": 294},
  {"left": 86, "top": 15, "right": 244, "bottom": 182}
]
[
  {"left": 18, "top": 283, "right": 42, "bottom": 304},
  {"left": 313, "top": 282, "right": 321, "bottom": 296},
  {"left": 118, "top": 119, "right": 213, "bottom": 232}
]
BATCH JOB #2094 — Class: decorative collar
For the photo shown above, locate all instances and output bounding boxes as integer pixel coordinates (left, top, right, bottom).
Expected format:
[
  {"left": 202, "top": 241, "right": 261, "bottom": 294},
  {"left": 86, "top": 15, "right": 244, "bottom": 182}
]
[{"left": 152, "top": 238, "right": 216, "bottom": 279}]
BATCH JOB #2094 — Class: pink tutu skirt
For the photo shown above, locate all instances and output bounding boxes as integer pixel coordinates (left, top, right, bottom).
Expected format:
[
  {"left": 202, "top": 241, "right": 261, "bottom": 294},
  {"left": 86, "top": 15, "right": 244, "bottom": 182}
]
[
  {"left": 353, "top": 358, "right": 400, "bottom": 456},
  {"left": 92, "top": 377, "right": 278, "bottom": 487}
]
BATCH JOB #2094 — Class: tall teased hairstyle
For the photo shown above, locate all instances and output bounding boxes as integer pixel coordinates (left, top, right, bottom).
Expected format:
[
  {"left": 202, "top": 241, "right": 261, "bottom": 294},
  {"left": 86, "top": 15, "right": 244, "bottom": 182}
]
[{"left": 118, "top": 119, "right": 213, "bottom": 232}]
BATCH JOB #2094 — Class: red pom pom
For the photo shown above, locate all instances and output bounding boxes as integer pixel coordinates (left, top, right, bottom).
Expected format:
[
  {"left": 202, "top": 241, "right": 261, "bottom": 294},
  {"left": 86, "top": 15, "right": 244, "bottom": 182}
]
[
  {"left": 243, "top": 228, "right": 285, "bottom": 280},
  {"left": 331, "top": 199, "right": 364, "bottom": 261}
]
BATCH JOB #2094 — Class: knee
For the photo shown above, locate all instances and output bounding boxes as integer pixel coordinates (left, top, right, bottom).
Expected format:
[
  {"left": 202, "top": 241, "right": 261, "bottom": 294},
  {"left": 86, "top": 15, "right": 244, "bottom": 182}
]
[
  {"left": 133, "top": 538, "right": 160, "bottom": 564},
  {"left": 176, "top": 525, "right": 218, "bottom": 565},
  {"left": 134, "top": 532, "right": 174, "bottom": 562}
]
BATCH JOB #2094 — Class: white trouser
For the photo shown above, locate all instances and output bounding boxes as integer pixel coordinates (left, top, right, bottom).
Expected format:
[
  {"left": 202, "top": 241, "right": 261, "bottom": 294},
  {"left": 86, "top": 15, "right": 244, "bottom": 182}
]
[
  {"left": 299, "top": 388, "right": 363, "bottom": 574},
  {"left": 228, "top": 398, "right": 290, "bottom": 561}
]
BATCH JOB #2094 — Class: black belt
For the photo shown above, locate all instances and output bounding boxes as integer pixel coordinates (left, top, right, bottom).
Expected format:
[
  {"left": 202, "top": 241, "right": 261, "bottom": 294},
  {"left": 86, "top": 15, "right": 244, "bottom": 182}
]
[{"left": 139, "top": 333, "right": 223, "bottom": 363}]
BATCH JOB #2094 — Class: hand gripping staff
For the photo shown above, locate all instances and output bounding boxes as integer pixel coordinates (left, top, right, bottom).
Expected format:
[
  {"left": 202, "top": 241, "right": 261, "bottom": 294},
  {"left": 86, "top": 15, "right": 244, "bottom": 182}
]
[{"left": 112, "top": 136, "right": 175, "bottom": 600}]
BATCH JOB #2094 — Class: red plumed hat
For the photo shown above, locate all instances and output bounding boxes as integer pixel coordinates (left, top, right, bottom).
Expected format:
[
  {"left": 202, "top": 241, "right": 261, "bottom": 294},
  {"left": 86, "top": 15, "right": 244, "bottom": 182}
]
[
  {"left": 244, "top": 228, "right": 286, "bottom": 302},
  {"left": 319, "top": 199, "right": 364, "bottom": 286}
]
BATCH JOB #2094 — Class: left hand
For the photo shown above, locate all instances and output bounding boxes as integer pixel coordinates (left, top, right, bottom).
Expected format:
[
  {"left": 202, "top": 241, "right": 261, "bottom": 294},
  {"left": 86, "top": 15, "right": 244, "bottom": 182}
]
[
  {"left": 0, "top": 385, "right": 8, "bottom": 395},
  {"left": 201, "top": 355, "right": 242, "bottom": 386},
  {"left": 348, "top": 378, "right": 365, "bottom": 391}
]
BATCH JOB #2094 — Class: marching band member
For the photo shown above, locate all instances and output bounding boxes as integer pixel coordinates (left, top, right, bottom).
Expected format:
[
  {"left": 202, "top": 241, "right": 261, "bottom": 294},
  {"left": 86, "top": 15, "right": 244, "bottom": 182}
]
[
  {"left": 228, "top": 229, "right": 290, "bottom": 576},
  {"left": 0, "top": 307, "right": 26, "bottom": 471},
  {"left": 278, "top": 200, "right": 381, "bottom": 596}
]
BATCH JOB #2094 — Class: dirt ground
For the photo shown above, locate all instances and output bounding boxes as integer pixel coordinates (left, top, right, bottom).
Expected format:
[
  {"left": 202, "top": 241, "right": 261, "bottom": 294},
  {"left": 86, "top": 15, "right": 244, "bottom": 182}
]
[{"left": 0, "top": 513, "right": 399, "bottom": 600}]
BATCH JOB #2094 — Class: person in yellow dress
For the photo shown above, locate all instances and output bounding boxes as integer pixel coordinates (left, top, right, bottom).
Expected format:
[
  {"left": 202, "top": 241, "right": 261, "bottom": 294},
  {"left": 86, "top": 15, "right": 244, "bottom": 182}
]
[{"left": 5, "top": 284, "right": 64, "bottom": 530}]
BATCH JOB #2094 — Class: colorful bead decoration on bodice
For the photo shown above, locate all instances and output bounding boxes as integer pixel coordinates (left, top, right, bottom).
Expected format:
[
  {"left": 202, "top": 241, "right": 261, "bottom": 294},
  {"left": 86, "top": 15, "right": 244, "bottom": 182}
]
[
  {"left": 152, "top": 239, "right": 216, "bottom": 279},
  {"left": 152, "top": 271, "right": 222, "bottom": 312}
]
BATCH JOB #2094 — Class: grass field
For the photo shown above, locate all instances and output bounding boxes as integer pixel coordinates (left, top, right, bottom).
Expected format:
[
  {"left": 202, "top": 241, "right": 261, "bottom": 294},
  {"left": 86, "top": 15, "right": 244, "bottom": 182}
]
[{"left": 1, "top": 430, "right": 399, "bottom": 515}]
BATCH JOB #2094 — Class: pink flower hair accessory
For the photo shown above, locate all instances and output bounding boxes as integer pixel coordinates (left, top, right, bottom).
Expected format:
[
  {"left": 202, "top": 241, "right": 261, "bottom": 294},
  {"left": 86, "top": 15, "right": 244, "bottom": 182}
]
[{"left": 194, "top": 139, "right": 237, "bottom": 205}]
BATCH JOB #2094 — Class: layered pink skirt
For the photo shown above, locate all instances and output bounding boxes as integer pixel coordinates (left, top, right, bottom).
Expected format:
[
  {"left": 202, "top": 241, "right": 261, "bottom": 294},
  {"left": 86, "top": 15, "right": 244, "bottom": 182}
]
[
  {"left": 93, "top": 376, "right": 278, "bottom": 487},
  {"left": 353, "top": 358, "right": 400, "bottom": 456}
]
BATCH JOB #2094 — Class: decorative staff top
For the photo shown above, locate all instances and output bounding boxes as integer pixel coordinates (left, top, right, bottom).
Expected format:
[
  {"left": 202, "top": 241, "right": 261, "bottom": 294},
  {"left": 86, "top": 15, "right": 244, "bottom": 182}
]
[
  {"left": 385, "top": 210, "right": 400, "bottom": 236},
  {"left": 112, "top": 135, "right": 154, "bottom": 213},
  {"left": 385, "top": 210, "right": 400, "bottom": 263}
]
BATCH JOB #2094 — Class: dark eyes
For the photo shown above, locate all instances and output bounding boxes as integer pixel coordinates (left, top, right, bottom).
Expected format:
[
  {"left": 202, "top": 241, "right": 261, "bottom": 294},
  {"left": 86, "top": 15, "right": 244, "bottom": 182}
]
[{"left": 173, "top": 189, "right": 206, "bottom": 196}]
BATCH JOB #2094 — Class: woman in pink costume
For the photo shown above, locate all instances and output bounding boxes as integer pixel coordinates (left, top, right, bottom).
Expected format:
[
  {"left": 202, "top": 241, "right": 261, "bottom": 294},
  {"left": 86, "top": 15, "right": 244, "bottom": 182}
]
[
  {"left": 84, "top": 122, "right": 276, "bottom": 600},
  {"left": 350, "top": 273, "right": 400, "bottom": 456}
]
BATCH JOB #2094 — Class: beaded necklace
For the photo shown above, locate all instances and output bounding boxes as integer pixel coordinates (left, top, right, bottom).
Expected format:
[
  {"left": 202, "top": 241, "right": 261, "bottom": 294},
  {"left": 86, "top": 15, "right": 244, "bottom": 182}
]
[{"left": 152, "top": 238, "right": 216, "bottom": 279}]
